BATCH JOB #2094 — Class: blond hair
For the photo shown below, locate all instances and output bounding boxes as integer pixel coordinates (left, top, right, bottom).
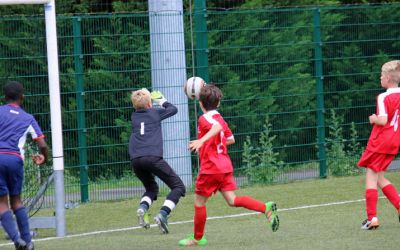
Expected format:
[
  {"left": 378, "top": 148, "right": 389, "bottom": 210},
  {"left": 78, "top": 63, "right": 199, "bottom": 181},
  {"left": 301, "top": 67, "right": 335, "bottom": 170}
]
[
  {"left": 381, "top": 60, "right": 400, "bottom": 84},
  {"left": 131, "top": 88, "right": 151, "bottom": 109}
]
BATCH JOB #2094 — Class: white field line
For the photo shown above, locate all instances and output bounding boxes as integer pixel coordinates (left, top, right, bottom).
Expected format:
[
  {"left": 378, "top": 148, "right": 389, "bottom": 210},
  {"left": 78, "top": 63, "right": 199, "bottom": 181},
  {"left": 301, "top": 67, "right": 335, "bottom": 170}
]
[{"left": 0, "top": 196, "right": 378, "bottom": 247}]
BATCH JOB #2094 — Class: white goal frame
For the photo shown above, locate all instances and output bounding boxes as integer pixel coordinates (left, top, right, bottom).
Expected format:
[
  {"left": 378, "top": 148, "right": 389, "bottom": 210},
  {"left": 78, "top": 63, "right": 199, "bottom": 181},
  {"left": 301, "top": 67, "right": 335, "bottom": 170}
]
[{"left": 0, "top": 0, "right": 66, "bottom": 236}]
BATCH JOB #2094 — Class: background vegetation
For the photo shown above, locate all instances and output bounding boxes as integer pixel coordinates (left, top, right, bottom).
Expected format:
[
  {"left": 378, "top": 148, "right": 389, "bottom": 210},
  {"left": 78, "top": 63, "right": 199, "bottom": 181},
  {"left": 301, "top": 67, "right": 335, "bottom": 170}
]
[{"left": 0, "top": 0, "right": 400, "bottom": 204}]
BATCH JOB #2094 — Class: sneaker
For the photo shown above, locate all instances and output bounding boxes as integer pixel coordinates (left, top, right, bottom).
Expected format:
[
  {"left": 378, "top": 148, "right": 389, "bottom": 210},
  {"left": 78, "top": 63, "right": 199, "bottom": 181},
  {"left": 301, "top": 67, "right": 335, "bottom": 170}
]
[
  {"left": 154, "top": 213, "right": 169, "bottom": 234},
  {"left": 361, "top": 217, "right": 379, "bottom": 230},
  {"left": 265, "top": 201, "right": 279, "bottom": 232},
  {"left": 26, "top": 242, "right": 34, "bottom": 250},
  {"left": 14, "top": 238, "right": 26, "bottom": 250},
  {"left": 137, "top": 207, "right": 150, "bottom": 229},
  {"left": 178, "top": 234, "right": 207, "bottom": 246}
]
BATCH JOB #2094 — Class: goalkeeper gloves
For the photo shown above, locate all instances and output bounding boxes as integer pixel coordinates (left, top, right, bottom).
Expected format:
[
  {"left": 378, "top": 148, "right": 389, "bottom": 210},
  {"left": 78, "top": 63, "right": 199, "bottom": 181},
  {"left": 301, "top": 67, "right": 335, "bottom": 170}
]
[{"left": 150, "top": 90, "right": 167, "bottom": 106}]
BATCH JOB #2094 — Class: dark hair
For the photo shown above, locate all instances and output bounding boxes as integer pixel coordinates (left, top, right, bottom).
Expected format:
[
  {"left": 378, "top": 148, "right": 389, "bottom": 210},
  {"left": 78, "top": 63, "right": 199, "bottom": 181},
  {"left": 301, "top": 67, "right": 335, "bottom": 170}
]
[
  {"left": 199, "top": 84, "right": 222, "bottom": 111},
  {"left": 3, "top": 81, "right": 24, "bottom": 102}
]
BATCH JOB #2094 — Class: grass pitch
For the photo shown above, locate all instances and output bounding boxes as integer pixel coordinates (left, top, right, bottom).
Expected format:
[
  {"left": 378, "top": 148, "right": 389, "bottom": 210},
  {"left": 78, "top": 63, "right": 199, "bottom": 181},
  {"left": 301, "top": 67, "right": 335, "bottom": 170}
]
[{"left": 1, "top": 172, "right": 400, "bottom": 249}]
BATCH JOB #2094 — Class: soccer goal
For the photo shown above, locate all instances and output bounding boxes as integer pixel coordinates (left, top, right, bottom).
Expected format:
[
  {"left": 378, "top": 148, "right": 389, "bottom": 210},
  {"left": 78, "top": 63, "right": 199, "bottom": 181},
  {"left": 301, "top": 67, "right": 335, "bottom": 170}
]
[{"left": 0, "top": 0, "right": 66, "bottom": 237}]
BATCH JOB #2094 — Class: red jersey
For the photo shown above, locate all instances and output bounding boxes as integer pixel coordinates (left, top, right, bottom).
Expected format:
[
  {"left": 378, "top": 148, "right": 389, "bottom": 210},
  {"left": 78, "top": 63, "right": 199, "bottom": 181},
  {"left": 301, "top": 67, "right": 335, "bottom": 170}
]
[
  {"left": 366, "top": 88, "right": 400, "bottom": 154},
  {"left": 197, "top": 110, "right": 234, "bottom": 174}
]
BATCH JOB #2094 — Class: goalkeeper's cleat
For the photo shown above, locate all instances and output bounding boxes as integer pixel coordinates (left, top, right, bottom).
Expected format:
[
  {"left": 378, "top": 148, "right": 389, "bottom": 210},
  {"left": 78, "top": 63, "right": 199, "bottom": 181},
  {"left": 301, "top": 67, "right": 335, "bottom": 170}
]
[
  {"left": 154, "top": 213, "right": 169, "bottom": 234},
  {"left": 178, "top": 234, "right": 207, "bottom": 246},
  {"left": 361, "top": 217, "right": 379, "bottom": 230},
  {"left": 265, "top": 201, "right": 279, "bottom": 232},
  {"left": 137, "top": 207, "right": 150, "bottom": 229}
]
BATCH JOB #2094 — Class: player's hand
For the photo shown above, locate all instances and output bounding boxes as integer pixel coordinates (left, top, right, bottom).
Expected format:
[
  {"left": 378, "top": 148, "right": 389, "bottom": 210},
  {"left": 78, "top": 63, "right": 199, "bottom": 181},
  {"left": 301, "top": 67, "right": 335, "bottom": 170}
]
[
  {"left": 189, "top": 139, "right": 203, "bottom": 153},
  {"left": 150, "top": 90, "right": 167, "bottom": 105},
  {"left": 32, "top": 154, "right": 46, "bottom": 165},
  {"left": 369, "top": 114, "right": 377, "bottom": 124}
]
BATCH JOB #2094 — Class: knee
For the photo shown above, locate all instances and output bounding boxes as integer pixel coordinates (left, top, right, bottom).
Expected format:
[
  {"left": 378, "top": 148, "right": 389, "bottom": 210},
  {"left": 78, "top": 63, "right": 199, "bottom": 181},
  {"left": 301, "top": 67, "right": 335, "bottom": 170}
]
[
  {"left": 172, "top": 185, "right": 186, "bottom": 198},
  {"left": 179, "top": 185, "right": 186, "bottom": 197},
  {"left": 9, "top": 197, "right": 23, "bottom": 211},
  {"left": 226, "top": 199, "right": 235, "bottom": 207},
  {"left": 10, "top": 202, "right": 23, "bottom": 211}
]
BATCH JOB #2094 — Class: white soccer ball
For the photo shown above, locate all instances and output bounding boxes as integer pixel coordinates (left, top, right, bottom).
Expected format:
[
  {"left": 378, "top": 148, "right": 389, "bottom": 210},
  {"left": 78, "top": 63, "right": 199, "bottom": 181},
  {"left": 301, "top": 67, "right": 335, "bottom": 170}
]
[{"left": 184, "top": 76, "right": 206, "bottom": 100}]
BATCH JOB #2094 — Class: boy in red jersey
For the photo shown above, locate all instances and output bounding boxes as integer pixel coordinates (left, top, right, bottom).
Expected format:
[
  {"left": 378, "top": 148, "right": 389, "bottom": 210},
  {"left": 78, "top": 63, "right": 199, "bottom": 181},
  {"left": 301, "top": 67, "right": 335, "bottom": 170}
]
[
  {"left": 179, "top": 84, "right": 279, "bottom": 246},
  {"left": 358, "top": 60, "right": 400, "bottom": 230}
]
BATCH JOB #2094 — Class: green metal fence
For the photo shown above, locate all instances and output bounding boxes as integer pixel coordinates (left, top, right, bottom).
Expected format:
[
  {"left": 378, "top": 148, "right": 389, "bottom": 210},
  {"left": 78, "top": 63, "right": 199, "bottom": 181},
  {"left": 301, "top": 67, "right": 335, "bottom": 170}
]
[{"left": 0, "top": 3, "right": 399, "bottom": 208}]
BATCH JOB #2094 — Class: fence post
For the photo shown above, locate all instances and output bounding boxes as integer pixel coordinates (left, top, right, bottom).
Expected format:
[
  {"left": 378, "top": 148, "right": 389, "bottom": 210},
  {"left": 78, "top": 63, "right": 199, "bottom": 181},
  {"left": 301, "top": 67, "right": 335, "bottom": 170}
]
[
  {"left": 72, "top": 16, "right": 89, "bottom": 202},
  {"left": 313, "top": 8, "right": 327, "bottom": 178},
  {"left": 194, "top": 0, "right": 209, "bottom": 82},
  {"left": 148, "top": 0, "right": 193, "bottom": 187}
]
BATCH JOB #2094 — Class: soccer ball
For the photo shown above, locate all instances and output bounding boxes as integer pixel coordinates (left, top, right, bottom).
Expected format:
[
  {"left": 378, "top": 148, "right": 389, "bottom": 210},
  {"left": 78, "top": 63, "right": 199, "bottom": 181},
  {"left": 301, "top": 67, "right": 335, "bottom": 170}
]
[{"left": 184, "top": 76, "right": 206, "bottom": 100}]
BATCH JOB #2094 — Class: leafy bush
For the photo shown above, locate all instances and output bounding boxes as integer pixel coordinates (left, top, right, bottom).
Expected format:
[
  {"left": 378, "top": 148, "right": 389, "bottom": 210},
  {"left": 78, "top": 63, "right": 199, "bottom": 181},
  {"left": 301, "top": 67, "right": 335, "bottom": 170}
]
[
  {"left": 243, "top": 116, "right": 283, "bottom": 184},
  {"left": 326, "top": 110, "right": 361, "bottom": 176}
]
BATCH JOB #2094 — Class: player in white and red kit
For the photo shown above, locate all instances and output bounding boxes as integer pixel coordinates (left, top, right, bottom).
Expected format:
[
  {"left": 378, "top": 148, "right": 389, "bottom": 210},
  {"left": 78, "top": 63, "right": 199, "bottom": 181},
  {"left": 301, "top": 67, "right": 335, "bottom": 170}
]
[
  {"left": 179, "top": 84, "right": 279, "bottom": 246},
  {"left": 358, "top": 60, "right": 400, "bottom": 230}
]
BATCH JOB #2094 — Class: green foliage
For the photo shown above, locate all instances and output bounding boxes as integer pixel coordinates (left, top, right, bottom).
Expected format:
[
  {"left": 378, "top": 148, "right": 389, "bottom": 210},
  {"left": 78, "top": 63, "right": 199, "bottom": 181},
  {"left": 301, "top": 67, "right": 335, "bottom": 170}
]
[
  {"left": 1, "top": 2, "right": 400, "bottom": 185},
  {"left": 243, "top": 116, "right": 283, "bottom": 184},
  {"left": 326, "top": 109, "right": 361, "bottom": 176}
]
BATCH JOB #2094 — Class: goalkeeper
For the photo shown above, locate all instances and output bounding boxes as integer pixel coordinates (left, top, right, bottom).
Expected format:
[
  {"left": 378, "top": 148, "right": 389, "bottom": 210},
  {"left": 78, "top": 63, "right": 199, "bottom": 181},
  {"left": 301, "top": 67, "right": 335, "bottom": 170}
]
[{"left": 129, "top": 88, "right": 186, "bottom": 234}]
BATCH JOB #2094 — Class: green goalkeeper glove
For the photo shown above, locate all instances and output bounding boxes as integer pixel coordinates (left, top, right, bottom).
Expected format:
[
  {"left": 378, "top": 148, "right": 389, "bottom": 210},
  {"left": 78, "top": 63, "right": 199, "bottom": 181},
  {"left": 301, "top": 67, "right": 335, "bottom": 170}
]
[{"left": 150, "top": 90, "right": 167, "bottom": 106}]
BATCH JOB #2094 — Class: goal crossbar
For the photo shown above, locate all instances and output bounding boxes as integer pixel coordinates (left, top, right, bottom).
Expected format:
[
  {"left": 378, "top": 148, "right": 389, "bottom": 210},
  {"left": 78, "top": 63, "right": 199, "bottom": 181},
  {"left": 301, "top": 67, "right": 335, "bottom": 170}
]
[{"left": 0, "top": 0, "right": 50, "bottom": 5}]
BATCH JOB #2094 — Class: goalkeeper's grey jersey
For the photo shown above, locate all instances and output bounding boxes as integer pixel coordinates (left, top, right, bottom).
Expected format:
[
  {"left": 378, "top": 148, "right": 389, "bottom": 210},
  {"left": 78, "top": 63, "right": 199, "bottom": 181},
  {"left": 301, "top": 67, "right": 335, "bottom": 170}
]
[{"left": 129, "top": 102, "right": 177, "bottom": 160}]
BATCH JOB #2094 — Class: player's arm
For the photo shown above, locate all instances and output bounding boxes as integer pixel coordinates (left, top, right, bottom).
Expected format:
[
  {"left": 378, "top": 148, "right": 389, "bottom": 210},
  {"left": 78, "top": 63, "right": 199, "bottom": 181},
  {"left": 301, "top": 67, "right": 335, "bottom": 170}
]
[
  {"left": 369, "top": 114, "right": 388, "bottom": 126},
  {"left": 371, "top": 94, "right": 389, "bottom": 126},
  {"left": 159, "top": 102, "right": 178, "bottom": 120},
  {"left": 226, "top": 137, "right": 235, "bottom": 146},
  {"left": 30, "top": 118, "right": 48, "bottom": 165},
  {"left": 32, "top": 137, "right": 48, "bottom": 165},
  {"left": 225, "top": 125, "right": 235, "bottom": 146},
  {"left": 189, "top": 123, "right": 222, "bottom": 153}
]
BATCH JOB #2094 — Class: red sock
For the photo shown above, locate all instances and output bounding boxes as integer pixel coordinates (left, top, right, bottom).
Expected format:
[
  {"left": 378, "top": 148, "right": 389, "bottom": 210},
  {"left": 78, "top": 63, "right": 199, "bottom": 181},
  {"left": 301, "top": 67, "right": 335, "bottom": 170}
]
[
  {"left": 366, "top": 189, "right": 378, "bottom": 220},
  {"left": 382, "top": 184, "right": 400, "bottom": 209},
  {"left": 233, "top": 196, "right": 266, "bottom": 213},
  {"left": 194, "top": 206, "right": 206, "bottom": 241}
]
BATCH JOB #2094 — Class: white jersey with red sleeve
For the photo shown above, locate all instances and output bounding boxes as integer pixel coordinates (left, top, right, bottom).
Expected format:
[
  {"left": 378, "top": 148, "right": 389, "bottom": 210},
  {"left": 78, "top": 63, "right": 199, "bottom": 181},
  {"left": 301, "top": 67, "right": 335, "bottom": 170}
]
[
  {"left": 366, "top": 88, "right": 400, "bottom": 154},
  {"left": 197, "top": 110, "right": 234, "bottom": 174}
]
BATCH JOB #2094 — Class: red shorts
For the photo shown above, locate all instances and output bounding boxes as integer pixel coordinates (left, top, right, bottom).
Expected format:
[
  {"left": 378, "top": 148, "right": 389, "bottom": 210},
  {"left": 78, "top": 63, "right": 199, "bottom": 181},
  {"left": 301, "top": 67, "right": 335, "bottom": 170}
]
[
  {"left": 357, "top": 149, "right": 395, "bottom": 172},
  {"left": 195, "top": 172, "right": 237, "bottom": 197}
]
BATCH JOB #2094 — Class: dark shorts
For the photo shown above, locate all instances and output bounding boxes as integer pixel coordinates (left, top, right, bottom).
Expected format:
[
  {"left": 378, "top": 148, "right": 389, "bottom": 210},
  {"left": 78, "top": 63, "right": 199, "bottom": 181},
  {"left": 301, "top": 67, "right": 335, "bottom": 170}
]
[
  {"left": 131, "top": 156, "right": 185, "bottom": 202},
  {"left": 0, "top": 154, "right": 24, "bottom": 196}
]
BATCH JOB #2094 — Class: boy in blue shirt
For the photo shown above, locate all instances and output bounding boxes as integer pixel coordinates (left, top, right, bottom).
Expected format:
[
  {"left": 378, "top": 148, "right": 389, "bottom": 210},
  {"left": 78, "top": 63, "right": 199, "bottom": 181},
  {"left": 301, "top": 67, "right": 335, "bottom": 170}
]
[{"left": 0, "top": 81, "right": 48, "bottom": 250}]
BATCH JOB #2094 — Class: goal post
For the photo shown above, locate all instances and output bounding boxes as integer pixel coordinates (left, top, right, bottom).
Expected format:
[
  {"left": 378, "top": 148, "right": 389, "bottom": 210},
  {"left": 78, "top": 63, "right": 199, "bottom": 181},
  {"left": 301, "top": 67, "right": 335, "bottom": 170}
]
[{"left": 0, "top": 0, "right": 66, "bottom": 237}]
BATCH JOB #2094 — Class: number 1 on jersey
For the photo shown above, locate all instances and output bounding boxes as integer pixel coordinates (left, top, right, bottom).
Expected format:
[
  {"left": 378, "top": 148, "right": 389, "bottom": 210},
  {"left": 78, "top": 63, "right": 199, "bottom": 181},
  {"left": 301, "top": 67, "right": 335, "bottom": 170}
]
[{"left": 140, "top": 122, "right": 145, "bottom": 135}]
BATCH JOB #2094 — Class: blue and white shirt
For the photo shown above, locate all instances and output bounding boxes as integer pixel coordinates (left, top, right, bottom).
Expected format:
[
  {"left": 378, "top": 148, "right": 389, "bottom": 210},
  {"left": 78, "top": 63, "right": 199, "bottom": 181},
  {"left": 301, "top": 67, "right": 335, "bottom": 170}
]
[{"left": 0, "top": 104, "right": 44, "bottom": 159}]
